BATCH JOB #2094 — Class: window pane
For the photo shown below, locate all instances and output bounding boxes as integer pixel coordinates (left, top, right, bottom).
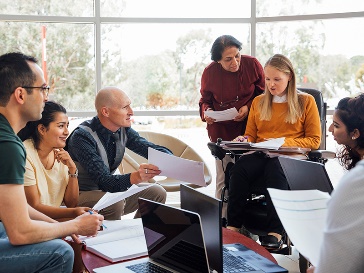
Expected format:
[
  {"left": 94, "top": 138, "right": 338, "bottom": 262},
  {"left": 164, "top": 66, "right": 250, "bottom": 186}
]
[
  {"left": 257, "top": 0, "right": 364, "bottom": 17},
  {"left": 1, "top": 22, "right": 95, "bottom": 111},
  {"left": 101, "top": 0, "right": 250, "bottom": 18},
  {"left": 101, "top": 23, "right": 250, "bottom": 110},
  {"left": 256, "top": 18, "right": 364, "bottom": 109},
  {"left": 0, "top": 0, "right": 94, "bottom": 16}
]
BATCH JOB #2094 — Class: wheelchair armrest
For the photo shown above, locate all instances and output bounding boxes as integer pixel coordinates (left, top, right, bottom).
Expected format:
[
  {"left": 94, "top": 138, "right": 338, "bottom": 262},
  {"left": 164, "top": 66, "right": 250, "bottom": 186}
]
[
  {"left": 207, "top": 141, "right": 226, "bottom": 160},
  {"left": 308, "top": 149, "right": 336, "bottom": 162}
]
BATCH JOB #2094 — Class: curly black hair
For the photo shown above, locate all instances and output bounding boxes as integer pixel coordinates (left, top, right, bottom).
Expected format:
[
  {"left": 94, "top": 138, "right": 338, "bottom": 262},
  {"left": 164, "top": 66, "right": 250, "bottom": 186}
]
[{"left": 335, "top": 93, "right": 364, "bottom": 170}]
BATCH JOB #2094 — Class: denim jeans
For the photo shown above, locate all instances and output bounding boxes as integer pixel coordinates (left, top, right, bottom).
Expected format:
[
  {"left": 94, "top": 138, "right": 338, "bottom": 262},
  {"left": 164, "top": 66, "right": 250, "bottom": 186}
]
[{"left": 0, "top": 223, "right": 74, "bottom": 273}]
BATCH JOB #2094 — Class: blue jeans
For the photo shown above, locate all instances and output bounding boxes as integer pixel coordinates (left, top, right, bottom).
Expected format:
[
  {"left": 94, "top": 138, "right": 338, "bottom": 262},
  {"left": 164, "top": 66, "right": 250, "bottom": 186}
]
[{"left": 0, "top": 223, "right": 74, "bottom": 273}]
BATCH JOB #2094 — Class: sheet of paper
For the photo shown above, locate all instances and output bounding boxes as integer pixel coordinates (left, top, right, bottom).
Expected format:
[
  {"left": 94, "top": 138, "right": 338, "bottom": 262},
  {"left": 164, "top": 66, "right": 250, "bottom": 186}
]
[
  {"left": 148, "top": 147, "right": 206, "bottom": 187},
  {"left": 92, "top": 184, "right": 154, "bottom": 211},
  {"left": 204, "top": 107, "right": 238, "bottom": 122},
  {"left": 251, "top": 137, "right": 285, "bottom": 149},
  {"left": 268, "top": 188, "right": 331, "bottom": 266}
]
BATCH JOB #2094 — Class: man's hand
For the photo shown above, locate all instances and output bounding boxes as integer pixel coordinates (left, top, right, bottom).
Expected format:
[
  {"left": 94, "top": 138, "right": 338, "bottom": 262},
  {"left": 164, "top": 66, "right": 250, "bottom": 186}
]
[
  {"left": 73, "top": 212, "right": 104, "bottom": 237},
  {"left": 131, "top": 163, "right": 162, "bottom": 184}
]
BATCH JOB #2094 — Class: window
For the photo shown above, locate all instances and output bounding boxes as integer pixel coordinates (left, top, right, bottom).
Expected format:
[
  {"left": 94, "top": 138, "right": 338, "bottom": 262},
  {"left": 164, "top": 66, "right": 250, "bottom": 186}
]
[{"left": 0, "top": 0, "right": 363, "bottom": 113}]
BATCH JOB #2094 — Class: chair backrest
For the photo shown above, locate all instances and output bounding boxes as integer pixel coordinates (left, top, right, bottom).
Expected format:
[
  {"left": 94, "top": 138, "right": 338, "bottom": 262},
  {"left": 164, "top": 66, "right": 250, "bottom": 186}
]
[
  {"left": 297, "top": 88, "right": 327, "bottom": 150},
  {"left": 121, "top": 131, "right": 212, "bottom": 192}
]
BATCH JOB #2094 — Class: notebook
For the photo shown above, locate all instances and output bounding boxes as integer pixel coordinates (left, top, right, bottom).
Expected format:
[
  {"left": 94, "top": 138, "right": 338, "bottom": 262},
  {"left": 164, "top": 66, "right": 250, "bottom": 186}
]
[
  {"left": 180, "top": 184, "right": 288, "bottom": 273},
  {"left": 94, "top": 198, "right": 210, "bottom": 273},
  {"left": 278, "top": 156, "right": 334, "bottom": 194}
]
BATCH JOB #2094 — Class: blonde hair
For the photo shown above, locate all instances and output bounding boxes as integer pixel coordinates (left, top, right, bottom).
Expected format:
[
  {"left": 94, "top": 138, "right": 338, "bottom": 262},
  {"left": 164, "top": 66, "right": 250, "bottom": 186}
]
[{"left": 259, "top": 54, "right": 304, "bottom": 124}]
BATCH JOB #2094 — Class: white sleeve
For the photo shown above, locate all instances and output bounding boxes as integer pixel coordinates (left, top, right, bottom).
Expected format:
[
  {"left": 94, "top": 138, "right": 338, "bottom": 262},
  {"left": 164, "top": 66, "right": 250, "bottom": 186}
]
[{"left": 315, "top": 161, "right": 364, "bottom": 273}]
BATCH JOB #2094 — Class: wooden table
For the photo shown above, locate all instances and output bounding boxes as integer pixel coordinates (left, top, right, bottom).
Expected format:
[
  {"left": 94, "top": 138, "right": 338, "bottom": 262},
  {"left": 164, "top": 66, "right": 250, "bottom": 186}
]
[{"left": 81, "top": 228, "right": 277, "bottom": 272}]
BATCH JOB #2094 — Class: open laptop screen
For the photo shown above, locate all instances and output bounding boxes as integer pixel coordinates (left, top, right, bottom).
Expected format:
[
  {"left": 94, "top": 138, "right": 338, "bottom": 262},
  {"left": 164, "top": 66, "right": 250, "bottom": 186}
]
[{"left": 138, "top": 198, "right": 209, "bottom": 273}]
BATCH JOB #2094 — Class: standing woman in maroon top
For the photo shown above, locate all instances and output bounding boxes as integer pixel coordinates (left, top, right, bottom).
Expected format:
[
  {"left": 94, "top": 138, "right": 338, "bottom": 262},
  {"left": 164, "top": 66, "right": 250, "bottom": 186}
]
[{"left": 199, "top": 35, "right": 265, "bottom": 218}]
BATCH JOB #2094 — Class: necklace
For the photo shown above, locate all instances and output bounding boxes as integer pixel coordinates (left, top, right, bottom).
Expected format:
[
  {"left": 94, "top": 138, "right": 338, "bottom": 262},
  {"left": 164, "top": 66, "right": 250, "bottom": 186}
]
[{"left": 43, "top": 152, "right": 52, "bottom": 169}]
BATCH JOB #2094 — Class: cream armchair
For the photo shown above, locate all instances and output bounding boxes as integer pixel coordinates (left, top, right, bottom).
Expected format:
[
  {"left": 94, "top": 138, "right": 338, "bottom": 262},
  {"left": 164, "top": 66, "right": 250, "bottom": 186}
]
[{"left": 120, "top": 131, "right": 212, "bottom": 192}]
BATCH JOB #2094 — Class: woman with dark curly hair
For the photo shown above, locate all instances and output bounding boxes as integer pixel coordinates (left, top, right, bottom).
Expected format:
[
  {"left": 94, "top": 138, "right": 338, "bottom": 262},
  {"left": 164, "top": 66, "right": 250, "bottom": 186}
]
[{"left": 329, "top": 93, "right": 364, "bottom": 170}]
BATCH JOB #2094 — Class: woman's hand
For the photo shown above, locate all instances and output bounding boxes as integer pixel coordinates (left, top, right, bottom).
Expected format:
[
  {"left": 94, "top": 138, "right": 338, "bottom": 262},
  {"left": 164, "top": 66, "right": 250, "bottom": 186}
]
[
  {"left": 54, "top": 148, "right": 77, "bottom": 170},
  {"left": 234, "top": 105, "right": 249, "bottom": 122},
  {"left": 233, "top": 135, "right": 248, "bottom": 142},
  {"left": 73, "top": 207, "right": 92, "bottom": 217},
  {"left": 307, "top": 266, "right": 315, "bottom": 273},
  {"left": 204, "top": 108, "right": 216, "bottom": 125}
]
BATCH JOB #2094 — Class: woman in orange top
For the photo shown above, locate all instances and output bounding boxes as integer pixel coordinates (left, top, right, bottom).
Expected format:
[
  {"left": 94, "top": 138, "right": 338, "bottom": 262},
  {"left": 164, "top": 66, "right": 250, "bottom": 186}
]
[{"left": 226, "top": 54, "right": 321, "bottom": 250}]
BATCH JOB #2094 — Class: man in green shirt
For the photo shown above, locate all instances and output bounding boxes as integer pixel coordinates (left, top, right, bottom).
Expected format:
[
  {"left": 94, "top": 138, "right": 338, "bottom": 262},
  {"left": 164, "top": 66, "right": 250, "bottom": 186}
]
[{"left": 0, "top": 52, "right": 104, "bottom": 273}]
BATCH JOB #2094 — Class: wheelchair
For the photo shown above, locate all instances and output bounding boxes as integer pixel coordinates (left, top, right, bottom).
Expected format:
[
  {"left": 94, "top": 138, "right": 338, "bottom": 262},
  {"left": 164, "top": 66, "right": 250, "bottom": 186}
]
[{"left": 207, "top": 88, "right": 335, "bottom": 273}]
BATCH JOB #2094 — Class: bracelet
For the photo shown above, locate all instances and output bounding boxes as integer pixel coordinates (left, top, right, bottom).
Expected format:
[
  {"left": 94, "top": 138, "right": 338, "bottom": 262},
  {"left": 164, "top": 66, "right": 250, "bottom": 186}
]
[{"left": 68, "top": 168, "right": 78, "bottom": 178}]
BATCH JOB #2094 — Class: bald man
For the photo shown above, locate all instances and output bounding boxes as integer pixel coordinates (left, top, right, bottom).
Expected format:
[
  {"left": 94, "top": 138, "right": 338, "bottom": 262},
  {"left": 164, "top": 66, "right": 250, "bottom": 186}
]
[{"left": 66, "top": 87, "right": 171, "bottom": 220}]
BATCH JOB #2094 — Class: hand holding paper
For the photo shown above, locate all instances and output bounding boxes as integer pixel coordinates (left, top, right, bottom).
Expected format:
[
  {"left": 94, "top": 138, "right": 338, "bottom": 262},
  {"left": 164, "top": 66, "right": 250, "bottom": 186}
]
[
  {"left": 92, "top": 184, "right": 154, "bottom": 211},
  {"left": 148, "top": 147, "right": 206, "bottom": 187},
  {"left": 204, "top": 107, "right": 239, "bottom": 122}
]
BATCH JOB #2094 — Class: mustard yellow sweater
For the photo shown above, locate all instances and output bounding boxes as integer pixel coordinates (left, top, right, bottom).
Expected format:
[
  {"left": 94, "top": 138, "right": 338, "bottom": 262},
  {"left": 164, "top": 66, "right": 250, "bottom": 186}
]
[{"left": 245, "top": 93, "right": 321, "bottom": 149}]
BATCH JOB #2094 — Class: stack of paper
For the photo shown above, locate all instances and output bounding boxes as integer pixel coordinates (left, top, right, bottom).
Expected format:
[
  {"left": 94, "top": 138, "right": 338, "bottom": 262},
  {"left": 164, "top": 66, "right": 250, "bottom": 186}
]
[{"left": 268, "top": 188, "right": 330, "bottom": 266}]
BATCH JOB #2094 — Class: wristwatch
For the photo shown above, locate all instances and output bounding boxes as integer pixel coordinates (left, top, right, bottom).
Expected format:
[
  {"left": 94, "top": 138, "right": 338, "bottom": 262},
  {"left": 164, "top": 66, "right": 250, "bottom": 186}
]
[{"left": 68, "top": 168, "right": 78, "bottom": 178}]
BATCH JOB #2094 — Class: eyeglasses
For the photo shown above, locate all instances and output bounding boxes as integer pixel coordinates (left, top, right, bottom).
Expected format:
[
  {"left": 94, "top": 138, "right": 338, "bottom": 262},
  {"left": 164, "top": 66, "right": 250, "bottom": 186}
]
[{"left": 22, "top": 85, "right": 50, "bottom": 97}]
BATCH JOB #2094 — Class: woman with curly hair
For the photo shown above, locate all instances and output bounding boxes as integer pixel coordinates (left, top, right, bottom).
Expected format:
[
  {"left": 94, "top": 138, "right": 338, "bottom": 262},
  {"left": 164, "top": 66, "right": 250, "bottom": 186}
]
[{"left": 329, "top": 93, "right": 364, "bottom": 170}]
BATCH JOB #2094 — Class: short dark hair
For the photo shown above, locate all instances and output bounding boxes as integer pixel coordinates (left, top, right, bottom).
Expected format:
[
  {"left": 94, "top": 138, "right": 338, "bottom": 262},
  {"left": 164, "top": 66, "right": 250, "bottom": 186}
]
[
  {"left": 210, "top": 35, "right": 242, "bottom": 62},
  {"left": 0, "top": 52, "right": 38, "bottom": 106},
  {"left": 18, "top": 101, "right": 67, "bottom": 149},
  {"left": 335, "top": 93, "right": 364, "bottom": 170}
]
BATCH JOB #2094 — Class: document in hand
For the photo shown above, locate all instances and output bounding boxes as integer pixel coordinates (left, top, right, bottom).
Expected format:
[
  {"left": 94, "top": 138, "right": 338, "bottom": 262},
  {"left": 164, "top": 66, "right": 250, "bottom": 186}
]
[
  {"left": 92, "top": 184, "right": 154, "bottom": 211},
  {"left": 267, "top": 188, "right": 330, "bottom": 266},
  {"left": 204, "top": 107, "right": 239, "bottom": 122},
  {"left": 148, "top": 147, "right": 206, "bottom": 187},
  {"left": 80, "top": 219, "right": 147, "bottom": 263}
]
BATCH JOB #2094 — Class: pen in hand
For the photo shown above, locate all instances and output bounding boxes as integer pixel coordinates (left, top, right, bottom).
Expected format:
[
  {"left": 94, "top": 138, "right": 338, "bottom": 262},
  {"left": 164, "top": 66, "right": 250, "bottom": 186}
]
[{"left": 88, "top": 210, "right": 107, "bottom": 229}]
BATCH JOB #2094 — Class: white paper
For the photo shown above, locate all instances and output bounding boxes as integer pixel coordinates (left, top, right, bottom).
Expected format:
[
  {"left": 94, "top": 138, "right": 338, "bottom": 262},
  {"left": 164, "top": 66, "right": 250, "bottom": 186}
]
[
  {"left": 92, "top": 184, "right": 154, "bottom": 211},
  {"left": 204, "top": 107, "right": 239, "bottom": 122},
  {"left": 148, "top": 147, "right": 206, "bottom": 187},
  {"left": 251, "top": 137, "right": 285, "bottom": 150},
  {"left": 78, "top": 219, "right": 147, "bottom": 263},
  {"left": 268, "top": 188, "right": 330, "bottom": 266}
]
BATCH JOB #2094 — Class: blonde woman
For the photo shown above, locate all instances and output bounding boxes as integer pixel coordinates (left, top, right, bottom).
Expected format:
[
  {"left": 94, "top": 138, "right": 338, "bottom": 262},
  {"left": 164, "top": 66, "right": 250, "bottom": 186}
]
[{"left": 226, "top": 54, "right": 321, "bottom": 249}]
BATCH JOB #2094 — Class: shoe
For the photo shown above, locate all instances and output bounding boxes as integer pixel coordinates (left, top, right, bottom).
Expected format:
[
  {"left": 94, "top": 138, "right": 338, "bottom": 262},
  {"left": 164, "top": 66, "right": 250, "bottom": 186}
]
[
  {"left": 239, "top": 226, "right": 259, "bottom": 241},
  {"left": 260, "top": 234, "right": 283, "bottom": 250}
]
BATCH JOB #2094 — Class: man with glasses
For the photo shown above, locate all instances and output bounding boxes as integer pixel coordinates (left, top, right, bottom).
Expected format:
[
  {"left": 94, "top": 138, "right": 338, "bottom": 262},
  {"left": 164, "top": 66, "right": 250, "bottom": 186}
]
[
  {"left": 66, "top": 86, "right": 171, "bottom": 220},
  {"left": 0, "top": 52, "right": 103, "bottom": 272}
]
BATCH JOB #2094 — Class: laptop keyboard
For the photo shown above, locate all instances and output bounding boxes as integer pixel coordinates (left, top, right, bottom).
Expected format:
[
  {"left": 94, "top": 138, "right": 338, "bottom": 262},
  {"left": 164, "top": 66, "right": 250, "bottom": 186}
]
[
  {"left": 223, "top": 248, "right": 258, "bottom": 272},
  {"left": 126, "top": 262, "right": 173, "bottom": 273}
]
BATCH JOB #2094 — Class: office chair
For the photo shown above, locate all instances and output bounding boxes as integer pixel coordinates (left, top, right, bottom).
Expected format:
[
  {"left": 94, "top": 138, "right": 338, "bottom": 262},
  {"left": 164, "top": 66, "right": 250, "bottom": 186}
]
[
  {"left": 207, "top": 88, "right": 334, "bottom": 272},
  {"left": 120, "top": 131, "right": 212, "bottom": 192}
]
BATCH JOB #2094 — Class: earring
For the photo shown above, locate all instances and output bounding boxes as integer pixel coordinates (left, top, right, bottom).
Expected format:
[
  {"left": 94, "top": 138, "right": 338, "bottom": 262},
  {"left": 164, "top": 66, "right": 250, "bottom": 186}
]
[{"left": 352, "top": 136, "right": 356, "bottom": 140}]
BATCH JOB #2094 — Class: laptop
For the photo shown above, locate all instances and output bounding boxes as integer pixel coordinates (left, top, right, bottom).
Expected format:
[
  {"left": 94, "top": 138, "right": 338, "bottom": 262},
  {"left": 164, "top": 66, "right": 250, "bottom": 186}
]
[
  {"left": 180, "top": 184, "right": 288, "bottom": 273},
  {"left": 278, "top": 156, "right": 334, "bottom": 194},
  {"left": 94, "top": 198, "right": 210, "bottom": 273}
]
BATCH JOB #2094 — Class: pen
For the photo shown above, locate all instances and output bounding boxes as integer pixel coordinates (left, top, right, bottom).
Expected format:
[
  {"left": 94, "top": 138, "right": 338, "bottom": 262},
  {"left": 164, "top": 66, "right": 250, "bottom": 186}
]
[{"left": 88, "top": 210, "right": 107, "bottom": 229}]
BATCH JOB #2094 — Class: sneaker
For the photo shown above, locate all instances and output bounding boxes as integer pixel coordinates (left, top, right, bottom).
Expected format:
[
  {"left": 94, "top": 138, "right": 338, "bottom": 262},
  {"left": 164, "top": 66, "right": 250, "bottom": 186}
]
[{"left": 239, "top": 226, "right": 259, "bottom": 241}]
